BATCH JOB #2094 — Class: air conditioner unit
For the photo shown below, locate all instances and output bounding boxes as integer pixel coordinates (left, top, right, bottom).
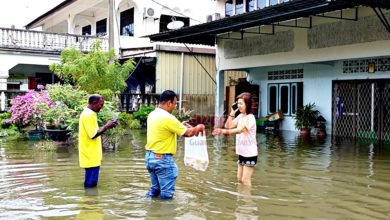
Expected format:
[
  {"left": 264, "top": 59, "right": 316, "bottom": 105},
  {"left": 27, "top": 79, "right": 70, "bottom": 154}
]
[
  {"left": 206, "top": 13, "right": 221, "bottom": 22},
  {"left": 143, "top": 7, "right": 155, "bottom": 19}
]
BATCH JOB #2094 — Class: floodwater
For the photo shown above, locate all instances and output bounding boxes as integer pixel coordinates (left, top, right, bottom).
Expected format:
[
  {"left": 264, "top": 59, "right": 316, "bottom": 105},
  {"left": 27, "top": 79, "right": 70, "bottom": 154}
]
[{"left": 1, "top": 130, "right": 390, "bottom": 219}]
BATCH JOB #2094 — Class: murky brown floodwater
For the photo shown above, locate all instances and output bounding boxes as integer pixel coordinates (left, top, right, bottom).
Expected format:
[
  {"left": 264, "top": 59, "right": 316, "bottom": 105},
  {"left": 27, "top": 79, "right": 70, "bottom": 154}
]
[{"left": 1, "top": 130, "right": 390, "bottom": 219}]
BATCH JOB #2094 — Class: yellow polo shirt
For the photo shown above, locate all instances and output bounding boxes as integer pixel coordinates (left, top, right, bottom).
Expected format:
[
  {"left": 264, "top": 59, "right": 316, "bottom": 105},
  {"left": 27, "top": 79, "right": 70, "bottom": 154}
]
[
  {"left": 78, "top": 107, "right": 102, "bottom": 168},
  {"left": 145, "top": 108, "right": 187, "bottom": 154}
]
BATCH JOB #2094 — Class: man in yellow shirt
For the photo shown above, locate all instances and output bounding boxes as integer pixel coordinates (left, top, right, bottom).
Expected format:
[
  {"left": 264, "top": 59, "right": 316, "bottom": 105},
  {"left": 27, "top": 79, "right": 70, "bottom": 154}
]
[
  {"left": 79, "top": 94, "right": 117, "bottom": 188},
  {"left": 145, "top": 90, "right": 205, "bottom": 199}
]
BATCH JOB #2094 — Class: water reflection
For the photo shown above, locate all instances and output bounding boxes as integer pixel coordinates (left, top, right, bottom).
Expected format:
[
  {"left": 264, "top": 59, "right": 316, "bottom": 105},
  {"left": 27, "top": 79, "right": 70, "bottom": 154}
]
[
  {"left": 0, "top": 130, "right": 390, "bottom": 219},
  {"left": 76, "top": 188, "right": 104, "bottom": 220},
  {"left": 235, "top": 185, "right": 258, "bottom": 220}
]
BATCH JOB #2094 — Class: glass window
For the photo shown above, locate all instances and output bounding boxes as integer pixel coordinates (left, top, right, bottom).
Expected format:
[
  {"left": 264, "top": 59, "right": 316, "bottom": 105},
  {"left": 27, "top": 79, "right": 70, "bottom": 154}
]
[
  {"left": 268, "top": 85, "right": 278, "bottom": 113},
  {"left": 82, "top": 25, "right": 91, "bottom": 35},
  {"left": 120, "top": 8, "right": 134, "bottom": 36},
  {"left": 291, "top": 83, "right": 297, "bottom": 114},
  {"left": 268, "top": 82, "right": 303, "bottom": 115},
  {"left": 225, "top": 0, "right": 234, "bottom": 17},
  {"left": 257, "top": 0, "right": 267, "bottom": 9},
  {"left": 96, "top": 18, "right": 107, "bottom": 36},
  {"left": 279, "top": 84, "right": 290, "bottom": 115},
  {"left": 236, "top": 0, "right": 244, "bottom": 14},
  {"left": 247, "top": 0, "right": 256, "bottom": 12}
]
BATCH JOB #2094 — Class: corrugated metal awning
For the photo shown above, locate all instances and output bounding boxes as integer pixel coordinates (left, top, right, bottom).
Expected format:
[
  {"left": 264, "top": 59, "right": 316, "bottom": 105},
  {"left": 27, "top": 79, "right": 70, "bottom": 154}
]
[{"left": 146, "top": 0, "right": 390, "bottom": 46}]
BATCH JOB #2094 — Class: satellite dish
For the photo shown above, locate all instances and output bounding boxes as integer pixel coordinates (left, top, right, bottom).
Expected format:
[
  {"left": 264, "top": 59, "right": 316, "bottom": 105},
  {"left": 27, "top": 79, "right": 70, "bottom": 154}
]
[{"left": 167, "top": 20, "right": 184, "bottom": 30}]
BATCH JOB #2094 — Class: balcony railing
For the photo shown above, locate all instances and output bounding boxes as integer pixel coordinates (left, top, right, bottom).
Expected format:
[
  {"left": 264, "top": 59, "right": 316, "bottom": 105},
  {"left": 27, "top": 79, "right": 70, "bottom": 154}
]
[
  {"left": 0, "top": 27, "right": 108, "bottom": 53},
  {"left": 119, "top": 93, "right": 160, "bottom": 112}
]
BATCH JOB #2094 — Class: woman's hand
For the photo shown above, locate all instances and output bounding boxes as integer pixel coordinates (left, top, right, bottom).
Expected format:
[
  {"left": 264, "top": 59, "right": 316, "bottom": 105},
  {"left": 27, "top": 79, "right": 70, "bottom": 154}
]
[{"left": 212, "top": 128, "right": 224, "bottom": 135}]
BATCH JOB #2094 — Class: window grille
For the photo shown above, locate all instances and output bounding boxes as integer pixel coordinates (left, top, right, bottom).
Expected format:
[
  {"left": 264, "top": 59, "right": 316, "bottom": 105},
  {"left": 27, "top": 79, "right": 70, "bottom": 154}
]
[
  {"left": 343, "top": 57, "right": 390, "bottom": 73},
  {"left": 268, "top": 69, "right": 303, "bottom": 80}
]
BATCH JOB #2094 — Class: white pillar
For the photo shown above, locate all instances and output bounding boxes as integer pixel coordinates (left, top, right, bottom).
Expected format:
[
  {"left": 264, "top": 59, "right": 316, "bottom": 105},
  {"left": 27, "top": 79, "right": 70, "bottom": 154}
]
[
  {"left": 179, "top": 52, "right": 185, "bottom": 115},
  {"left": 214, "top": 70, "right": 225, "bottom": 128},
  {"left": 67, "top": 14, "right": 75, "bottom": 34}
]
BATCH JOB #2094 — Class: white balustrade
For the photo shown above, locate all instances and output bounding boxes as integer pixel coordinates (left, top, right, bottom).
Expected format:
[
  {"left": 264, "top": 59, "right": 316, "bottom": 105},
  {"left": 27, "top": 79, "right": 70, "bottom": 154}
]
[{"left": 0, "top": 27, "right": 108, "bottom": 52}]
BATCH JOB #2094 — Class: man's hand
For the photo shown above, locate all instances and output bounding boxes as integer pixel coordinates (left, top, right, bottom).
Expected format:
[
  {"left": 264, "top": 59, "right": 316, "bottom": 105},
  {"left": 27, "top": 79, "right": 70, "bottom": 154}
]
[
  {"left": 183, "top": 124, "right": 205, "bottom": 137},
  {"left": 104, "top": 119, "right": 117, "bottom": 129}
]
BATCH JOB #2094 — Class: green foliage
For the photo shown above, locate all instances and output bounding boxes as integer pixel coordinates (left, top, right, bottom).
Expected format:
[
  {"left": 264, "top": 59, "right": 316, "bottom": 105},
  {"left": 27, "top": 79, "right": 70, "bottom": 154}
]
[
  {"left": 129, "top": 119, "right": 142, "bottom": 129},
  {"left": 133, "top": 105, "right": 155, "bottom": 125},
  {"left": 294, "top": 102, "right": 320, "bottom": 130},
  {"left": 117, "top": 112, "right": 142, "bottom": 129},
  {"left": 47, "top": 84, "right": 87, "bottom": 109},
  {"left": 45, "top": 84, "right": 88, "bottom": 130},
  {"left": 49, "top": 41, "right": 135, "bottom": 99},
  {"left": 0, "top": 112, "right": 11, "bottom": 128},
  {"left": 0, "top": 125, "right": 22, "bottom": 139}
]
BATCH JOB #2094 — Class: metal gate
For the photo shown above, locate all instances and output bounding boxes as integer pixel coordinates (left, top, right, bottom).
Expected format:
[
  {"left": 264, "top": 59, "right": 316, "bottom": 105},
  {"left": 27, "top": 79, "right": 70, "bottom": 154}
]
[{"left": 332, "top": 80, "right": 390, "bottom": 143}]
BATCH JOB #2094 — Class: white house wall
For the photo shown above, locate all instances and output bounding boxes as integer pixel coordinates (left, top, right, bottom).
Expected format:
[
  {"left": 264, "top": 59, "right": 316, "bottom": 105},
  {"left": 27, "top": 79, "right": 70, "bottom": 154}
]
[
  {"left": 215, "top": 7, "right": 390, "bottom": 132},
  {"left": 36, "top": 0, "right": 222, "bottom": 54},
  {"left": 0, "top": 52, "right": 59, "bottom": 90}
]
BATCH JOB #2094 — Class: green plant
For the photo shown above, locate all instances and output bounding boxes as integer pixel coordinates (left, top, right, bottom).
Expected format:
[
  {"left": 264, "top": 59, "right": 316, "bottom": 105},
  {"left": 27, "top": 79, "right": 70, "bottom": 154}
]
[
  {"left": 294, "top": 102, "right": 320, "bottom": 130},
  {"left": 49, "top": 41, "right": 135, "bottom": 99},
  {"left": 129, "top": 119, "right": 142, "bottom": 129},
  {"left": 133, "top": 105, "right": 155, "bottom": 126}
]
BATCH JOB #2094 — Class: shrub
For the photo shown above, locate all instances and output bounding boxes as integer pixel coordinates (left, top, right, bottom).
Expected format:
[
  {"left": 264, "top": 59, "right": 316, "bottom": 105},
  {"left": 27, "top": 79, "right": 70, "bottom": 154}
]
[{"left": 8, "top": 90, "right": 54, "bottom": 130}]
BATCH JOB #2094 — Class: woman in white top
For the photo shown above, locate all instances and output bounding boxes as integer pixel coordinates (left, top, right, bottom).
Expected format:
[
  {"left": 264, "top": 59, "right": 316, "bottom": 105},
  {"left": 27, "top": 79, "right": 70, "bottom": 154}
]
[{"left": 212, "top": 92, "right": 258, "bottom": 186}]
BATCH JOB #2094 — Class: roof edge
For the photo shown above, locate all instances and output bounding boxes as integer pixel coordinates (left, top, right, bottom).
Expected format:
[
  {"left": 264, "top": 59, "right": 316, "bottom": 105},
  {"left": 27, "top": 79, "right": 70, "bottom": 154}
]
[{"left": 25, "top": 0, "right": 77, "bottom": 29}]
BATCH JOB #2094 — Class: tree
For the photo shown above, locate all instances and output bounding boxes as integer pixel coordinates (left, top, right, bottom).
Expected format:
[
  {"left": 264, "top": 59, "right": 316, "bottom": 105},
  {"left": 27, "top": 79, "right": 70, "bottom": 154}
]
[{"left": 50, "top": 41, "right": 135, "bottom": 99}]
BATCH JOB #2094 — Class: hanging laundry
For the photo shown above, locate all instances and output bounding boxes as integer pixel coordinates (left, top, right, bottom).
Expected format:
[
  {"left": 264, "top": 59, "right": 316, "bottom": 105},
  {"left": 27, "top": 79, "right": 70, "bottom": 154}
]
[{"left": 336, "top": 96, "right": 344, "bottom": 120}]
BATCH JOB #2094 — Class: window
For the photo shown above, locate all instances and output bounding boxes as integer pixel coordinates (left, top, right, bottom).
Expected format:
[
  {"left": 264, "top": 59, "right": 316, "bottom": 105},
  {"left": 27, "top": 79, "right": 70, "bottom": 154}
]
[
  {"left": 225, "top": 0, "right": 233, "bottom": 17},
  {"left": 247, "top": 0, "right": 256, "bottom": 12},
  {"left": 120, "top": 8, "right": 134, "bottom": 36},
  {"left": 268, "top": 82, "right": 303, "bottom": 115},
  {"left": 82, "top": 25, "right": 91, "bottom": 35},
  {"left": 159, "top": 15, "right": 189, "bottom": 33},
  {"left": 96, "top": 18, "right": 107, "bottom": 36},
  {"left": 257, "top": 0, "right": 267, "bottom": 9},
  {"left": 235, "top": 0, "right": 244, "bottom": 14}
]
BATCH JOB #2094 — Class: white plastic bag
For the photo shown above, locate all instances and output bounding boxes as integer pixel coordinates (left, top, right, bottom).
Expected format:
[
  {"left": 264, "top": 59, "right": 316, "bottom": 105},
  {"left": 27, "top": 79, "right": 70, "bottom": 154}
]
[{"left": 184, "top": 132, "right": 209, "bottom": 171}]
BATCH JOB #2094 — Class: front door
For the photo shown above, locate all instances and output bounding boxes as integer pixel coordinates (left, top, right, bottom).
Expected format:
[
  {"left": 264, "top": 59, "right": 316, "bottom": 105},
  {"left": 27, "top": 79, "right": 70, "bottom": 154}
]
[{"left": 332, "top": 80, "right": 390, "bottom": 143}]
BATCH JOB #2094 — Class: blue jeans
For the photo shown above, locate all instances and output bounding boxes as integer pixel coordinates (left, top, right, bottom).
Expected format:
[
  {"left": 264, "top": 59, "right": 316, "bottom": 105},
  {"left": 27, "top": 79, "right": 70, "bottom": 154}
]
[{"left": 145, "top": 151, "right": 178, "bottom": 199}]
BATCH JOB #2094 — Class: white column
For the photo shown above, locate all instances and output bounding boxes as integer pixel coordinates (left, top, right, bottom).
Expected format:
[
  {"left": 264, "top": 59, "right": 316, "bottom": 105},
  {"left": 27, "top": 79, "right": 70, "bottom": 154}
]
[
  {"left": 179, "top": 52, "right": 185, "bottom": 115},
  {"left": 214, "top": 70, "right": 225, "bottom": 128},
  {"left": 0, "top": 78, "right": 7, "bottom": 91},
  {"left": 67, "top": 14, "right": 75, "bottom": 34}
]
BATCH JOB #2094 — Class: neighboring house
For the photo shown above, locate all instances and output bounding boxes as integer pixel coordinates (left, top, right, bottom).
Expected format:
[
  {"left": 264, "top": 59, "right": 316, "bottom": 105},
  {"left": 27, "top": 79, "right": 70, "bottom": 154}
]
[
  {"left": 148, "top": 0, "right": 390, "bottom": 142},
  {"left": 23, "top": 0, "right": 239, "bottom": 115}
]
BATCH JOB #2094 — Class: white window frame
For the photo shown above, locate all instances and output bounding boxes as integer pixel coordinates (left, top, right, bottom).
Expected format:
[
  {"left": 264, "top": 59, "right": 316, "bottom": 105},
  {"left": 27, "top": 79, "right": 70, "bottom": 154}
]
[{"left": 268, "top": 82, "right": 302, "bottom": 116}]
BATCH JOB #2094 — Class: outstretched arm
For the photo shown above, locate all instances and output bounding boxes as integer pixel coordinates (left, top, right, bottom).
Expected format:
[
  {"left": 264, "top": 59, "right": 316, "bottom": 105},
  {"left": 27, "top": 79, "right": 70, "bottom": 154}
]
[{"left": 183, "top": 124, "right": 205, "bottom": 137}]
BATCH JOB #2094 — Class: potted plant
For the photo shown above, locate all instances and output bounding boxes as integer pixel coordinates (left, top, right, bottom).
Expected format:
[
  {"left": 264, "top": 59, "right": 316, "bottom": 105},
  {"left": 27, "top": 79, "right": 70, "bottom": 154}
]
[
  {"left": 43, "top": 104, "right": 74, "bottom": 141},
  {"left": 314, "top": 115, "right": 327, "bottom": 139},
  {"left": 294, "top": 103, "right": 319, "bottom": 136},
  {"left": 8, "top": 90, "right": 54, "bottom": 140}
]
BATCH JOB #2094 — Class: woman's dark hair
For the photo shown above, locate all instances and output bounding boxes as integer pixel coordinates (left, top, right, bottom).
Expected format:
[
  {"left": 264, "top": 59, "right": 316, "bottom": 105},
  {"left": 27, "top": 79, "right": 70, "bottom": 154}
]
[
  {"left": 236, "top": 92, "right": 256, "bottom": 114},
  {"left": 159, "top": 90, "right": 177, "bottom": 103}
]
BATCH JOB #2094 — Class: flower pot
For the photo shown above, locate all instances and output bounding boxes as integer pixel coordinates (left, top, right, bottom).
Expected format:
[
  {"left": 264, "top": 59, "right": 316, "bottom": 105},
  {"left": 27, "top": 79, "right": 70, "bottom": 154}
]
[
  {"left": 299, "top": 128, "right": 311, "bottom": 138},
  {"left": 28, "top": 130, "right": 45, "bottom": 140},
  {"left": 44, "top": 129, "right": 71, "bottom": 142}
]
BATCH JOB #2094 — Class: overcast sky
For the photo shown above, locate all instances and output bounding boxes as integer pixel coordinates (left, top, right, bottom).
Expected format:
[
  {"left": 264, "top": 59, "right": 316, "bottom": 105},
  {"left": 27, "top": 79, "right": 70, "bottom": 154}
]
[{"left": 0, "top": 0, "right": 63, "bottom": 29}]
